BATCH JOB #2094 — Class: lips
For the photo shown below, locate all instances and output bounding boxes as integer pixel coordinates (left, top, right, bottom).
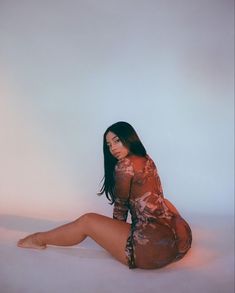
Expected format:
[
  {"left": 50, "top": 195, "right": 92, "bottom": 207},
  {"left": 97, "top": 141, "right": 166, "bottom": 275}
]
[{"left": 113, "top": 152, "right": 120, "bottom": 156}]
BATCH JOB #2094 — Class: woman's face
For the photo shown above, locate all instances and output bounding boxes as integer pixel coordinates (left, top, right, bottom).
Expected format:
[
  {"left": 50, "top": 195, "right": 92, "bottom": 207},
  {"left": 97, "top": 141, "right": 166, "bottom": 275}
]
[{"left": 106, "top": 131, "right": 129, "bottom": 160}]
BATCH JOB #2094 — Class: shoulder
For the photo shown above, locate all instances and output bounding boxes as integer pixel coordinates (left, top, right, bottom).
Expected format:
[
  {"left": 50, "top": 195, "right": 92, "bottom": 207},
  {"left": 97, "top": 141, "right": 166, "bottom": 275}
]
[
  {"left": 115, "top": 154, "right": 153, "bottom": 175},
  {"left": 128, "top": 154, "right": 153, "bottom": 172}
]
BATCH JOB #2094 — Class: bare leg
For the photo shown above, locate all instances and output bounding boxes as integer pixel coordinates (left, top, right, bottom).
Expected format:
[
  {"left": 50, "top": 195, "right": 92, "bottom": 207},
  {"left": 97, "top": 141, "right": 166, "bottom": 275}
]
[
  {"left": 17, "top": 213, "right": 131, "bottom": 266},
  {"left": 17, "top": 216, "right": 90, "bottom": 248}
]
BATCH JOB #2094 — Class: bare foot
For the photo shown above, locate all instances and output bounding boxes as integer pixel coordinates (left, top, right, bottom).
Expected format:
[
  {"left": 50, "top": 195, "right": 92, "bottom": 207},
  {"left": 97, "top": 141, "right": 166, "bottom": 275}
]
[{"left": 17, "top": 233, "right": 47, "bottom": 249}]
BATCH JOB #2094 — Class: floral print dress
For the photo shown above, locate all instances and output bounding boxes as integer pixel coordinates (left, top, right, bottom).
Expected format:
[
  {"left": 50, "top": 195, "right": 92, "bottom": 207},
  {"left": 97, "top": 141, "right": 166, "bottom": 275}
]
[{"left": 112, "top": 154, "right": 192, "bottom": 269}]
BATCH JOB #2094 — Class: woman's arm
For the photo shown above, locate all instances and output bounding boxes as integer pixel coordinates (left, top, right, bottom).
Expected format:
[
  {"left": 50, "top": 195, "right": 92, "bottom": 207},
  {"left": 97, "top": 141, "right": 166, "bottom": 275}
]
[
  {"left": 113, "top": 198, "right": 129, "bottom": 222},
  {"left": 113, "top": 159, "right": 133, "bottom": 222}
]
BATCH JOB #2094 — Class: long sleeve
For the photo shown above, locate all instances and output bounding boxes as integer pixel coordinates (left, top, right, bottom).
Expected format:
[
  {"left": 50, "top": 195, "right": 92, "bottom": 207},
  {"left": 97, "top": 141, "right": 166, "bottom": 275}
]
[{"left": 113, "top": 158, "right": 134, "bottom": 222}]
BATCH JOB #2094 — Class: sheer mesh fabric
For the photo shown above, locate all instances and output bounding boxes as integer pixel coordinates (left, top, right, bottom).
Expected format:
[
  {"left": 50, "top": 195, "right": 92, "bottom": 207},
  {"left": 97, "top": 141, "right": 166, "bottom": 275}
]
[{"left": 112, "top": 155, "right": 192, "bottom": 269}]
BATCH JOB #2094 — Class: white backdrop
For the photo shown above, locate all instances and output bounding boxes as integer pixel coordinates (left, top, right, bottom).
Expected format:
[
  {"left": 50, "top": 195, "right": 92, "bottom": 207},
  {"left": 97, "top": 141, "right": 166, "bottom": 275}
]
[{"left": 0, "top": 0, "right": 234, "bottom": 221}]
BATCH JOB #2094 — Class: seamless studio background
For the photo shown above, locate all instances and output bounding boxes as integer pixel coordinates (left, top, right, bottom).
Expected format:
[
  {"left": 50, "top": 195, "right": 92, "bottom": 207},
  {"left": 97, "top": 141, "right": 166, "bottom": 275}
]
[{"left": 0, "top": 0, "right": 234, "bottom": 222}]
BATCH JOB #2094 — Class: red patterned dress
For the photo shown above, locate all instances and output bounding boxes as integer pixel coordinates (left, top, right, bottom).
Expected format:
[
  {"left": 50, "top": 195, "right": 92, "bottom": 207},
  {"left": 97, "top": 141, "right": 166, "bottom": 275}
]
[{"left": 113, "top": 154, "right": 192, "bottom": 269}]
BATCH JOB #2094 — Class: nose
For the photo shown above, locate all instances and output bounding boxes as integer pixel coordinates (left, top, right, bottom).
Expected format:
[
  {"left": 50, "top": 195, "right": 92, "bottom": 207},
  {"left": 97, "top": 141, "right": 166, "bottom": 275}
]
[
  {"left": 110, "top": 146, "right": 118, "bottom": 152},
  {"left": 109, "top": 144, "right": 118, "bottom": 152}
]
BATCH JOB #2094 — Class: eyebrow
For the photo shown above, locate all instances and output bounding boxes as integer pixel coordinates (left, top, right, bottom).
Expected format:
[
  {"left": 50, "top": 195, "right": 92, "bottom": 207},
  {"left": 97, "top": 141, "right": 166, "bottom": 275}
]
[{"left": 106, "top": 136, "right": 118, "bottom": 144}]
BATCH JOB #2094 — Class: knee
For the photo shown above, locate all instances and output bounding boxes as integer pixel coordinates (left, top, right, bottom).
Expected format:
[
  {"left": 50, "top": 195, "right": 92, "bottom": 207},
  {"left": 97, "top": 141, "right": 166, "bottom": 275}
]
[{"left": 75, "top": 213, "right": 97, "bottom": 225}]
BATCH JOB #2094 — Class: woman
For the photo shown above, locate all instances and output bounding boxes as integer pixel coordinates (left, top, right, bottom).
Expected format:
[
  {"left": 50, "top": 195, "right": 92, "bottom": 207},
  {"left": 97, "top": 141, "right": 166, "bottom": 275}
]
[{"left": 17, "top": 121, "right": 192, "bottom": 269}]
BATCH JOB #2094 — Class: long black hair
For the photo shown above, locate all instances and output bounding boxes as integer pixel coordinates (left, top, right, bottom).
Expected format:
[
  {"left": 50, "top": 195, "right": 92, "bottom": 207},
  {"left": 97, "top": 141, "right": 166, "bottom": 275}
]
[{"left": 98, "top": 121, "right": 147, "bottom": 204}]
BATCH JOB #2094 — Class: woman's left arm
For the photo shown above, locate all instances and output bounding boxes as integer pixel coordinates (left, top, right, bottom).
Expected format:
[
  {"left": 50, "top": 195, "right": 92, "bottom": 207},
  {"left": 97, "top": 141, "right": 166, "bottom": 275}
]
[{"left": 113, "top": 159, "right": 134, "bottom": 222}]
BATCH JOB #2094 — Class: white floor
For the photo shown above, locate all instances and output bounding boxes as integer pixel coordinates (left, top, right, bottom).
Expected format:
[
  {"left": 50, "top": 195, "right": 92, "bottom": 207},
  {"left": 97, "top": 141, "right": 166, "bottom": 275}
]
[{"left": 0, "top": 213, "right": 234, "bottom": 293}]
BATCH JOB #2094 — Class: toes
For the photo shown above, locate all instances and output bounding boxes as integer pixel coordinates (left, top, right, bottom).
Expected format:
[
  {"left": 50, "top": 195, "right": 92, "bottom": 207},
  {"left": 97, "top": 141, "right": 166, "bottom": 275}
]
[
  {"left": 17, "top": 239, "right": 27, "bottom": 248},
  {"left": 17, "top": 239, "right": 24, "bottom": 246},
  {"left": 17, "top": 236, "right": 32, "bottom": 248}
]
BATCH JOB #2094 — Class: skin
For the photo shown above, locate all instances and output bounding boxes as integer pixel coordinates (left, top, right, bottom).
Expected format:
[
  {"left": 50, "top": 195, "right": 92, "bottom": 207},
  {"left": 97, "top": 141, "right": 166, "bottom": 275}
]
[
  {"left": 17, "top": 131, "right": 131, "bottom": 266},
  {"left": 106, "top": 131, "right": 129, "bottom": 160},
  {"left": 17, "top": 131, "right": 180, "bottom": 267},
  {"left": 17, "top": 213, "right": 131, "bottom": 266}
]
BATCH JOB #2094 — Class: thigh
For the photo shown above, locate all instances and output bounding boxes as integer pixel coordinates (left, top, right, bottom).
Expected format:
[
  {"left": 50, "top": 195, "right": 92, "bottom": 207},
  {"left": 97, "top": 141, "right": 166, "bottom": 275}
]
[{"left": 84, "top": 213, "right": 131, "bottom": 266}]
